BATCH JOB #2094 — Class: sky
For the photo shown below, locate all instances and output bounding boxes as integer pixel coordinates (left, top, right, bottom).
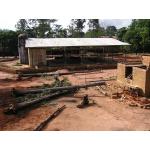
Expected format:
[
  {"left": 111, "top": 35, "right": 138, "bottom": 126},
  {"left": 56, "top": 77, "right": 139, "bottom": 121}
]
[{"left": 0, "top": 19, "right": 132, "bottom": 31}]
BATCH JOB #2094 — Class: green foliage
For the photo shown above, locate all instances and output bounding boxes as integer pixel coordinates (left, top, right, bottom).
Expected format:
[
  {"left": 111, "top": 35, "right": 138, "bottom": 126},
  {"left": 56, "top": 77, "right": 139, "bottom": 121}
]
[
  {"left": 85, "top": 19, "right": 105, "bottom": 37},
  {"left": 53, "top": 24, "right": 67, "bottom": 38},
  {"left": 117, "top": 19, "right": 150, "bottom": 53},
  {"left": 15, "top": 77, "right": 71, "bottom": 104},
  {"left": 15, "top": 19, "right": 28, "bottom": 32},
  {"left": 117, "top": 27, "right": 127, "bottom": 41},
  {"left": 67, "top": 19, "right": 86, "bottom": 37},
  {"left": 0, "top": 29, "right": 18, "bottom": 56},
  {"left": 106, "top": 26, "right": 117, "bottom": 37},
  {"left": 16, "top": 19, "right": 57, "bottom": 38}
]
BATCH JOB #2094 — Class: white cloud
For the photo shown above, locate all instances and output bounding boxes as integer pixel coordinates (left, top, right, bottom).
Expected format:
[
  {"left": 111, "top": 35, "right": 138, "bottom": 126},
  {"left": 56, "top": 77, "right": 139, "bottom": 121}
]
[
  {"left": 100, "top": 19, "right": 132, "bottom": 29},
  {"left": 0, "top": 19, "right": 19, "bottom": 30}
]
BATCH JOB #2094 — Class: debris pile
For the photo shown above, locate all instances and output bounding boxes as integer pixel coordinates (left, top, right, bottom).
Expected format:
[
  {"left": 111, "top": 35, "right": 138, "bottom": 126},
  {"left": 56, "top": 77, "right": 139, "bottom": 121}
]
[
  {"left": 121, "top": 87, "right": 150, "bottom": 109},
  {"left": 96, "top": 82, "right": 123, "bottom": 99},
  {"left": 96, "top": 81, "right": 150, "bottom": 109}
]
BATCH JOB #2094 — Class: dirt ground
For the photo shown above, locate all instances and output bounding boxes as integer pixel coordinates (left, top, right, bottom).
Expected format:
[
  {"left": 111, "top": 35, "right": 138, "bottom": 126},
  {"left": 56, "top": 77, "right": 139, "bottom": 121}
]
[{"left": 0, "top": 69, "right": 150, "bottom": 131}]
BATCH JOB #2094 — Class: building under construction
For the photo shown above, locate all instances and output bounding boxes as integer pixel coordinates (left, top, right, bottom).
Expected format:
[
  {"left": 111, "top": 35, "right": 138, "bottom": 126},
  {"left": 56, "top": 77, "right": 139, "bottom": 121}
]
[
  {"left": 117, "top": 55, "right": 150, "bottom": 97},
  {"left": 18, "top": 34, "right": 129, "bottom": 67}
]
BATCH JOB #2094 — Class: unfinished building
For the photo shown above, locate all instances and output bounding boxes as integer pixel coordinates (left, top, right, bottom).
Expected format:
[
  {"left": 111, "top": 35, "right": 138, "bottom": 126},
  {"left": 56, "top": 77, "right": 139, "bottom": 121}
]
[
  {"left": 117, "top": 55, "right": 150, "bottom": 97},
  {"left": 18, "top": 35, "right": 129, "bottom": 68}
]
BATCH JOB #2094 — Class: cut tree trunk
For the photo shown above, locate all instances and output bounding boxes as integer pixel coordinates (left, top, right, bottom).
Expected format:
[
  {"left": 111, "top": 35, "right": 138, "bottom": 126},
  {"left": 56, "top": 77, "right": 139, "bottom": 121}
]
[
  {"left": 4, "top": 90, "right": 71, "bottom": 114},
  {"left": 18, "top": 70, "right": 103, "bottom": 78},
  {"left": 12, "top": 81, "right": 106, "bottom": 96},
  {"left": 33, "top": 105, "right": 66, "bottom": 131}
]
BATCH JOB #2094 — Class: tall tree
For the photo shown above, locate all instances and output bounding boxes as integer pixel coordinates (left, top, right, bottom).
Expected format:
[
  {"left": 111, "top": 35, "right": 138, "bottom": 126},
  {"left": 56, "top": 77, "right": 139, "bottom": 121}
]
[
  {"left": 0, "top": 30, "right": 18, "bottom": 56},
  {"left": 117, "top": 27, "right": 127, "bottom": 41},
  {"left": 72, "top": 19, "right": 86, "bottom": 37},
  {"left": 53, "top": 24, "right": 67, "bottom": 38},
  {"left": 119, "top": 19, "right": 150, "bottom": 53},
  {"left": 85, "top": 19, "right": 105, "bottom": 37},
  {"left": 36, "top": 19, "right": 57, "bottom": 38},
  {"left": 16, "top": 19, "right": 57, "bottom": 38},
  {"left": 106, "top": 26, "right": 117, "bottom": 37},
  {"left": 67, "top": 19, "right": 86, "bottom": 37},
  {"left": 15, "top": 19, "right": 29, "bottom": 32}
]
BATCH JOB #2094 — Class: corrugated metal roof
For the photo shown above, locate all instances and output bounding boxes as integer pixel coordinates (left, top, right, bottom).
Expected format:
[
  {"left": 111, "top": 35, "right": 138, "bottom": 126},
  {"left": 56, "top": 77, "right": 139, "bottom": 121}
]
[{"left": 25, "top": 38, "right": 130, "bottom": 48}]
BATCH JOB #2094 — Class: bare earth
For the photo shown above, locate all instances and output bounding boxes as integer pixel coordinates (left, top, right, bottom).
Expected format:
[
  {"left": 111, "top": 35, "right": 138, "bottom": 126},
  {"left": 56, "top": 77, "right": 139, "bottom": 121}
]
[{"left": 0, "top": 69, "right": 150, "bottom": 131}]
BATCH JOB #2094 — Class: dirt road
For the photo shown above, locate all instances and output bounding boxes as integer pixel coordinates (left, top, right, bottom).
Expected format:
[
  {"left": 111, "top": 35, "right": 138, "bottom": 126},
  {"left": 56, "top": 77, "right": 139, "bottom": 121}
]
[{"left": 0, "top": 69, "right": 150, "bottom": 131}]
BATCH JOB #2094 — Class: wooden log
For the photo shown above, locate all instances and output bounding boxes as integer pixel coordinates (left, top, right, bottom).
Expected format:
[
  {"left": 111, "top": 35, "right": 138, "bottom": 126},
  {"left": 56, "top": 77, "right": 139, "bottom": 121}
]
[
  {"left": 12, "top": 81, "right": 106, "bottom": 96},
  {"left": 33, "top": 105, "right": 66, "bottom": 131},
  {"left": 18, "top": 71, "right": 79, "bottom": 78},
  {"left": 18, "top": 69, "right": 103, "bottom": 78},
  {"left": 89, "top": 77, "right": 116, "bottom": 83},
  {"left": 4, "top": 90, "right": 71, "bottom": 114}
]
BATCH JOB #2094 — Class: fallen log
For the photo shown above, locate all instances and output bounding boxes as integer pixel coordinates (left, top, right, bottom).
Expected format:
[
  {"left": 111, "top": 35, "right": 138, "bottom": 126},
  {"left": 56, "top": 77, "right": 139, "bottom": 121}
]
[
  {"left": 89, "top": 77, "right": 116, "bottom": 83},
  {"left": 4, "top": 90, "right": 71, "bottom": 114},
  {"left": 12, "top": 81, "right": 106, "bottom": 96},
  {"left": 18, "top": 70, "right": 103, "bottom": 78},
  {"left": 33, "top": 105, "right": 66, "bottom": 131},
  {"left": 18, "top": 72, "right": 67, "bottom": 78}
]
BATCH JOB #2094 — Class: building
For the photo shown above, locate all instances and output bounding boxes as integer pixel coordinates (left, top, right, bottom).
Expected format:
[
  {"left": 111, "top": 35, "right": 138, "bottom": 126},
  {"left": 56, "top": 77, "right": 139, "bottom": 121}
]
[
  {"left": 117, "top": 55, "right": 150, "bottom": 97},
  {"left": 18, "top": 35, "right": 129, "bottom": 67}
]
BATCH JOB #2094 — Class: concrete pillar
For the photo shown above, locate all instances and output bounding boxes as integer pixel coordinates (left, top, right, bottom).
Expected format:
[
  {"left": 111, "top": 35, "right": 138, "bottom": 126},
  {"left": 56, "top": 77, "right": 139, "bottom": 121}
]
[
  {"left": 28, "top": 48, "right": 46, "bottom": 67},
  {"left": 18, "top": 34, "right": 28, "bottom": 64}
]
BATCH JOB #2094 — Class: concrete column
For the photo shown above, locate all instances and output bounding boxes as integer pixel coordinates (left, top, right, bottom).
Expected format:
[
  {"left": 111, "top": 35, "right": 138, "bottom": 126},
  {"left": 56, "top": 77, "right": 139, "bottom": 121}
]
[
  {"left": 28, "top": 48, "right": 46, "bottom": 67},
  {"left": 18, "top": 34, "right": 28, "bottom": 64}
]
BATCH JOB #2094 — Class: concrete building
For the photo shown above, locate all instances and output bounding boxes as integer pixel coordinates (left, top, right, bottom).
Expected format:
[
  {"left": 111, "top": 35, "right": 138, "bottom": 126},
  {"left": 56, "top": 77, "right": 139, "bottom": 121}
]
[{"left": 117, "top": 55, "right": 150, "bottom": 97}]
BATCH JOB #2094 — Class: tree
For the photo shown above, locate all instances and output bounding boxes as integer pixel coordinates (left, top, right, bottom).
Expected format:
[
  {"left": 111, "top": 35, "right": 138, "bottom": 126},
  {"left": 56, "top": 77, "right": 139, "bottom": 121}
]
[
  {"left": 117, "top": 27, "right": 127, "bottom": 41},
  {"left": 0, "top": 30, "right": 18, "bottom": 56},
  {"left": 15, "top": 19, "right": 29, "bottom": 32},
  {"left": 16, "top": 19, "right": 37, "bottom": 37},
  {"left": 118, "top": 19, "right": 150, "bottom": 53},
  {"left": 72, "top": 19, "right": 86, "bottom": 37},
  {"left": 53, "top": 24, "right": 67, "bottom": 38},
  {"left": 67, "top": 19, "right": 86, "bottom": 37},
  {"left": 106, "top": 26, "right": 117, "bottom": 37},
  {"left": 16, "top": 19, "right": 57, "bottom": 38},
  {"left": 67, "top": 22, "right": 75, "bottom": 37},
  {"left": 85, "top": 19, "right": 105, "bottom": 37},
  {"left": 36, "top": 19, "right": 57, "bottom": 38}
]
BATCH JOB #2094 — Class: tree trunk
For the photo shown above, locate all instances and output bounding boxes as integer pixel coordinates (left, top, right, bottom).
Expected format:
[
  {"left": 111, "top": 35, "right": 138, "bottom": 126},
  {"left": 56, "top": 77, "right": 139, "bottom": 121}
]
[
  {"left": 18, "top": 70, "right": 103, "bottom": 78},
  {"left": 12, "top": 81, "right": 106, "bottom": 96},
  {"left": 33, "top": 105, "right": 66, "bottom": 131},
  {"left": 5, "top": 90, "right": 71, "bottom": 114}
]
